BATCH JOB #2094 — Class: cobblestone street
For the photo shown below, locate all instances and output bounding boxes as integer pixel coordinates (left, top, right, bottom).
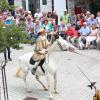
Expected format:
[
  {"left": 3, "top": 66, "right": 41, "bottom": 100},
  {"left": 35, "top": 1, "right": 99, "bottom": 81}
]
[{"left": 0, "top": 44, "right": 100, "bottom": 100}]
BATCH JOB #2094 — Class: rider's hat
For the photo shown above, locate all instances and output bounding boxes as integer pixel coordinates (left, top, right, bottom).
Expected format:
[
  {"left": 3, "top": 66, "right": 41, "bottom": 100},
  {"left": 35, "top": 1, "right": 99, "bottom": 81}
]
[{"left": 39, "top": 28, "right": 45, "bottom": 34}]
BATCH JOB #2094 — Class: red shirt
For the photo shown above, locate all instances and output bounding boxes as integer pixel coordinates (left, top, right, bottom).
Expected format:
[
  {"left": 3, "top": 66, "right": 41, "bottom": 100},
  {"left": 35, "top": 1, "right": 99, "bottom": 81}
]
[{"left": 65, "top": 27, "right": 78, "bottom": 37}]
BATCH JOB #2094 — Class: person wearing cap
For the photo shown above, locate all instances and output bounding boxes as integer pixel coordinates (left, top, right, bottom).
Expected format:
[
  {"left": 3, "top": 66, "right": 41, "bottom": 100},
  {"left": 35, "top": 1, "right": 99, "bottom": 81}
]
[
  {"left": 31, "top": 28, "right": 49, "bottom": 75},
  {"left": 60, "top": 9, "right": 70, "bottom": 25},
  {"left": 78, "top": 22, "right": 90, "bottom": 49}
]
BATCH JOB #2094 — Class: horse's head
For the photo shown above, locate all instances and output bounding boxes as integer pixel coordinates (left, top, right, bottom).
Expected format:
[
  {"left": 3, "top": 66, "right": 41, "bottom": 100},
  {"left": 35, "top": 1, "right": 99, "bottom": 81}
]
[
  {"left": 48, "top": 36, "right": 75, "bottom": 53},
  {"left": 56, "top": 36, "right": 75, "bottom": 51}
]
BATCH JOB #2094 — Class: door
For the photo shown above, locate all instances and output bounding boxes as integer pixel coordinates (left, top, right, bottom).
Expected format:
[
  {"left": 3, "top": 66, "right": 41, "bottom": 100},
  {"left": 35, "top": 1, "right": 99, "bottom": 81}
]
[
  {"left": 90, "top": 0, "right": 100, "bottom": 15},
  {"left": 28, "top": 0, "right": 40, "bottom": 15}
]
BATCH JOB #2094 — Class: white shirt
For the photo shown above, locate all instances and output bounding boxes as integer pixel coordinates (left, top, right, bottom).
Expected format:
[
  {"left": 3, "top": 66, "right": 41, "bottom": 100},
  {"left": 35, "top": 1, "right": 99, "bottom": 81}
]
[
  {"left": 96, "top": 16, "right": 100, "bottom": 27},
  {"left": 34, "top": 12, "right": 43, "bottom": 19}
]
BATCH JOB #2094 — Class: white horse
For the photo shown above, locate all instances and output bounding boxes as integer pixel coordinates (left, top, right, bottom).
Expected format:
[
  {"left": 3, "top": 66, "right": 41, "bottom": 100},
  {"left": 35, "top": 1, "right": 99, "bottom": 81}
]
[{"left": 15, "top": 36, "right": 75, "bottom": 99}]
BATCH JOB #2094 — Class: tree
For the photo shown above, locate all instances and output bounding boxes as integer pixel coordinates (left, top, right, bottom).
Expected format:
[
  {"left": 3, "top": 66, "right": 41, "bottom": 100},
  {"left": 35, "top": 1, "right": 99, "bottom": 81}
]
[
  {"left": 0, "top": 0, "right": 15, "bottom": 11},
  {"left": 0, "top": 23, "right": 29, "bottom": 52}
]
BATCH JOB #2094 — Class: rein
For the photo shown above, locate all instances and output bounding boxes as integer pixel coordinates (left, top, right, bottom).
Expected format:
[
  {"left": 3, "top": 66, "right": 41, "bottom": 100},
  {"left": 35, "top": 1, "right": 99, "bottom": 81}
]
[{"left": 45, "top": 53, "right": 49, "bottom": 64}]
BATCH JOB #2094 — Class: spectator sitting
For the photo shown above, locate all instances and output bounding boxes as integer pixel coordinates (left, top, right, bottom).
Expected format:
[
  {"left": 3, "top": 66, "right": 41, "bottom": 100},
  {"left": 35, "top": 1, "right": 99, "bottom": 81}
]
[
  {"left": 87, "top": 14, "right": 97, "bottom": 27},
  {"left": 76, "top": 14, "right": 84, "bottom": 28},
  {"left": 65, "top": 24, "right": 79, "bottom": 45},
  {"left": 96, "top": 25, "right": 100, "bottom": 49},
  {"left": 59, "top": 21, "right": 67, "bottom": 39},
  {"left": 86, "top": 24, "right": 98, "bottom": 48},
  {"left": 85, "top": 11, "right": 91, "bottom": 22},
  {"left": 25, "top": 16, "right": 34, "bottom": 32},
  {"left": 42, "top": 19, "right": 52, "bottom": 41},
  {"left": 96, "top": 11, "right": 100, "bottom": 28},
  {"left": 34, "top": 19, "right": 40, "bottom": 39},
  {"left": 78, "top": 22, "right": 90, "bottom": 49},
  {"left": 50, "top": 20, "right": 58, "bottom": 44}
]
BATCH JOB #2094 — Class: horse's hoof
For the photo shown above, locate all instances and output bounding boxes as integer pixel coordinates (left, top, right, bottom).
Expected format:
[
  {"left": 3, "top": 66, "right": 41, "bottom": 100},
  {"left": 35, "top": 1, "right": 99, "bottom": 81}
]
[
  {"left": 54, "top": 91, "right": 58, "bottom": 94},
  {"left": 49, "top": 98, "right": 54, "bottom": 100},
  {"left": 44, "top": 88, "right": 48, "bottom": 91},
  {"left": 27, "top": 89, "right": 32, "bottom": 93},
  {"left": 49, "top": 95, "right": 54, "bottom": 100},
  {"left": 27, "top": 90, "right": 32, "bottom": 93}
]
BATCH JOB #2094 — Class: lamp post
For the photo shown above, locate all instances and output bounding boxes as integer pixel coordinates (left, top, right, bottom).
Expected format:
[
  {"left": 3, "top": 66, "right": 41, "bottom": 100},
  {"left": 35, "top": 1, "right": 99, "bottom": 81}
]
[
  {"left": 0, "top": 62, "right": 9, "bottom": 100},
  {"left": 8, "top": 0, "right": 14, "bottom": 5},
  {"left": 51, "top": 0, "right": 54, "bottom": 13},
  {"left": 8, "top": 0, "right": 15, "bottom": 16},
  {"left": 66, "top": 0, "right": 68, "bottom": 9}
]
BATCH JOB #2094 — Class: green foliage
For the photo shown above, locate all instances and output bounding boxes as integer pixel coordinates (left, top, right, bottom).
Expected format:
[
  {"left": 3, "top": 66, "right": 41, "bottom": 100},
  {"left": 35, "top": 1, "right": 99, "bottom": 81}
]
[
  {"left": 0, "top": 0, "right": 15, "bottom": 11},
  {"left": 0, "top": 23, "right": 29, "bottom": 52}
]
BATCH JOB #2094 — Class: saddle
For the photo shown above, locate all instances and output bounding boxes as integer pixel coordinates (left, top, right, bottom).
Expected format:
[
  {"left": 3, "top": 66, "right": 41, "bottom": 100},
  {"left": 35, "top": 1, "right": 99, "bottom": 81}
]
[{"left": 29, "top": 57, "right": 45, "bottom": 74}]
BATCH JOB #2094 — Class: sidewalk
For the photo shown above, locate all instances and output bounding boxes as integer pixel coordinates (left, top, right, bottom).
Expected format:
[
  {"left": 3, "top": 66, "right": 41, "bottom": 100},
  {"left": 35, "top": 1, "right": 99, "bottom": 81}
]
[{"left": 1, "top": 44, "right": 100, "bottom": 100}]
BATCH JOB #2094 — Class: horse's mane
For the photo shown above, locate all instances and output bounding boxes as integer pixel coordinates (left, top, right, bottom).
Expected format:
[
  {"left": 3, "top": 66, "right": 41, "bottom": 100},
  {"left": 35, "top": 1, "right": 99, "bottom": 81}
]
[{"left": 47, "top": 41, "right": 58, "bottom": 54}]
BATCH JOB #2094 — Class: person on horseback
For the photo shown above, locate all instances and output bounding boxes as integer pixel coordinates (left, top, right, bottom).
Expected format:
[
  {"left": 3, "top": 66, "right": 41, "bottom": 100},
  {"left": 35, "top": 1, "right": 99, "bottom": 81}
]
[{"left": 30, "top": 28, "right": 49, "bottom": 75}]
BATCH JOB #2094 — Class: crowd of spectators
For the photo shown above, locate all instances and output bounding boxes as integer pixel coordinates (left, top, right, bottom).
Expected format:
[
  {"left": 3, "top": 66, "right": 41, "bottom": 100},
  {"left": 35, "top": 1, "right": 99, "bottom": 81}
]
[{"left": 0, "top": 7, "right": 100, "bottom": 51}]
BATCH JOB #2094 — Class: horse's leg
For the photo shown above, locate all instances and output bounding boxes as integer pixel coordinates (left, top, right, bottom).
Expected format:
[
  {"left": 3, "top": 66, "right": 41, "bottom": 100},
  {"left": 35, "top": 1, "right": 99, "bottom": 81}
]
[
  {"left": 54, "top": 73, "right": 58, "bottom": 94},
  {"left": 23, "top": 71, "right": 32, "bottom": 93},
  {"left": 46, "top": 74, "right": 53, "bottom": 100},
  {"left": 35, "top": 75, "right": 48, "bottom": 91}
]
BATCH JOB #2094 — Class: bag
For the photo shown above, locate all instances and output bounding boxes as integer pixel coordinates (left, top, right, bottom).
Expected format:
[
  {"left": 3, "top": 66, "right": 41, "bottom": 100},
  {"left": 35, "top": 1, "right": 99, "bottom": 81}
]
[
  {"left": 32, "top": 53, "right": 45, "bottom": 62},
  {"left": 29, "top": 57, "right": 35, "bottom": 65}
]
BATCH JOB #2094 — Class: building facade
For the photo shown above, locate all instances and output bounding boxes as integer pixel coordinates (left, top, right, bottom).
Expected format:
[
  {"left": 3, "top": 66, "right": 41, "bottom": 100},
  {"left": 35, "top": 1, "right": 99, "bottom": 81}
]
[
  {"left": 14, "top": 0, "right": 52, "bottom": 14},
  {"left": 12, "top": 0, "right": 100, "bottom": 15}
]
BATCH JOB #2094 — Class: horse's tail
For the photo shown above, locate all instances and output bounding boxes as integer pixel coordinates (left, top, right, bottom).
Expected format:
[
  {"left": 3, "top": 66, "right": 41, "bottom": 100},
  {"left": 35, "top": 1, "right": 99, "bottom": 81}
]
[{"left": 15, "top": 57, "right": 25, "bottom": 78}]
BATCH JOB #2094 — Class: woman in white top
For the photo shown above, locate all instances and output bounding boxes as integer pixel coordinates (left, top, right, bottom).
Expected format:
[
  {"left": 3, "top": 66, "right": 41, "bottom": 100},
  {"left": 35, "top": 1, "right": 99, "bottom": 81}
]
[
  {"left": 96, "top": 11, "right": 100, "bottom": 28},
  {"left": 86, "top": 24, "right": 98, "bottom": 48}
]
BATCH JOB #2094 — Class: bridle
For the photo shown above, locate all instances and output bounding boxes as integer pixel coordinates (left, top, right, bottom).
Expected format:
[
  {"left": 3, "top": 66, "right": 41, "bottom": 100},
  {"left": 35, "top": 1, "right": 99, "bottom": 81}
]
[{"left": 44, "top": 40, "right": 64, "bottom": 64}]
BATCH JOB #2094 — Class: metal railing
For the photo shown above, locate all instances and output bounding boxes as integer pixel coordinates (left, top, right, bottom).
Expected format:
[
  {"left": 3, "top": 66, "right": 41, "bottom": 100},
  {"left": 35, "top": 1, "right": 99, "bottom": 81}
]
[{"left": 0, "top": 61, "right": 9, "bottom": 100}]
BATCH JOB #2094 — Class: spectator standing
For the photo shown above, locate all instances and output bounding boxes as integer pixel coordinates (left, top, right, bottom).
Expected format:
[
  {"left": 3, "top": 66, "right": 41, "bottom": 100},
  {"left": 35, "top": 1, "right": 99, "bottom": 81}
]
[
  {"left": 60, "top": 9, "right": 70, "bottom": 25},
  {"left": 34, "top": 9, "right": 42, "bottom": 20},
  {"left": 69, "top": 11, "right": 77, "bottom": 25},
  {"left": 3, "top": 15, "right": 14, "bottom": 63},
  {"left": 52, "top": 11, "right": 58, "bottom": 25}
]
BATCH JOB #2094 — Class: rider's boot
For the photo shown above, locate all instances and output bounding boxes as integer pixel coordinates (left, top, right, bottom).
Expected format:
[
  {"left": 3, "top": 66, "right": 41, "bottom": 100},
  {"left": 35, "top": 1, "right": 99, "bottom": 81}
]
[{"left": 31, "top": 62, "right": 39, "bottom": 75}]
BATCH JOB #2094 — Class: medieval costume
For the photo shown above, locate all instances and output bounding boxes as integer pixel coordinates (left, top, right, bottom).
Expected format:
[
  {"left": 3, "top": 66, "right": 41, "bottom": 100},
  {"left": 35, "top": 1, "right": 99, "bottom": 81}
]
[{"left": 30, "top": 28, "right": 49, "bottom": 75}]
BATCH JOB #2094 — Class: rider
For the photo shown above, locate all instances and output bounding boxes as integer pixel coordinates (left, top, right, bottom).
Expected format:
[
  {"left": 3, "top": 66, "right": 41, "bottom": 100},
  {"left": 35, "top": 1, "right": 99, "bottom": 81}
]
[{"left": 31, "top": 28, "right": 49, "bottom": 75}]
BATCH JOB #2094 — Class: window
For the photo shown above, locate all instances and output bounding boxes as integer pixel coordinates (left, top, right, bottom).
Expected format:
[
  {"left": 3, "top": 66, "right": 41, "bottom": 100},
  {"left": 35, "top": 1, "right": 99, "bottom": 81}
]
[{"left": 42, "top": 0, "right": 47, "bottom": 5}]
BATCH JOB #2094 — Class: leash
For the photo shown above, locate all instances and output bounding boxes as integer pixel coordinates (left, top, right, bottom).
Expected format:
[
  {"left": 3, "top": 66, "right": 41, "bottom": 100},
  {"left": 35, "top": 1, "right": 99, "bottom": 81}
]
[
  {"left": 76, "top": 65, "right": 96, "bottom": 90},
  {"left": 45, "top": 53, "right": 49, "bottom": 64}
]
